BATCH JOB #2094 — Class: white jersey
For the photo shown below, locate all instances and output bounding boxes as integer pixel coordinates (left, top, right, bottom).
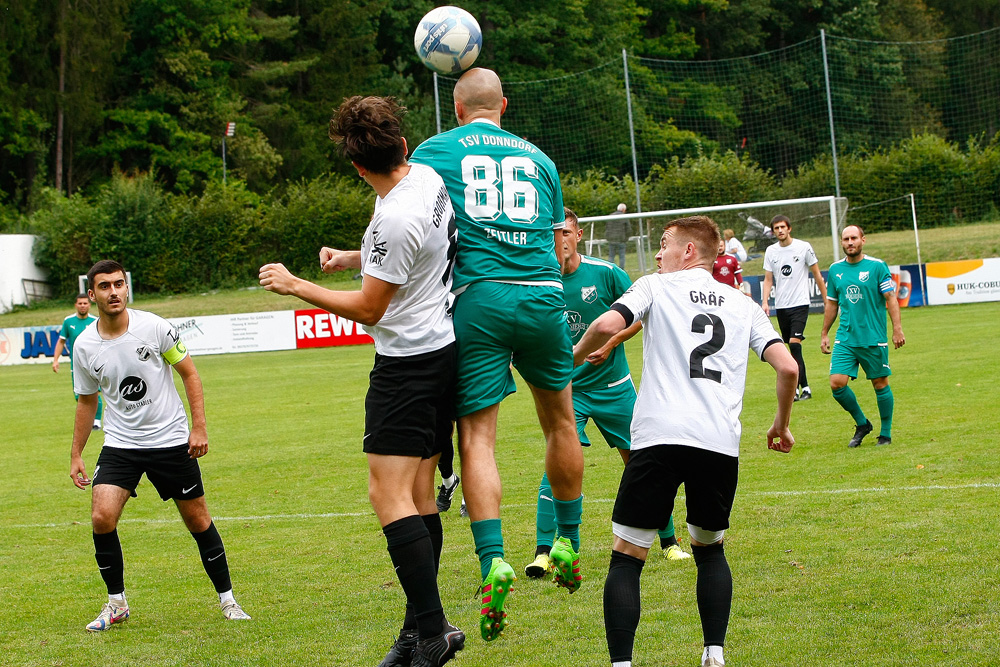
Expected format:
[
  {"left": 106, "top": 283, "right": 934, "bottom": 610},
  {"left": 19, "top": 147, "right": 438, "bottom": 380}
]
[
  {"left": 763, "top": 238, "right": 818, "bottom": 308},
  {"left": 725, "top": 237, "right": 748, "bottom": 262},
  {"left": 616, "top": 268, "right": 782, "bottom": 457},
  {"left": 73, "top": 309, "right": 190, "bottom": 449},
  {"left": 360, "top": 163, "right": 456, "bottom": 357}
]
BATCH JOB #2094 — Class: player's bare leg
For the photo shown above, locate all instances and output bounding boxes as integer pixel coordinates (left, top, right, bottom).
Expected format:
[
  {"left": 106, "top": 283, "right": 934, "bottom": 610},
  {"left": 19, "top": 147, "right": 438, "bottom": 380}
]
[
  {"left": 87, "top": 485, "right": 131, "bottom": 631},
  {"left": 458, "top": 404, "right": 515, "bottom": 640},
  {"left": 528, "top": 383, "right": 584, "bottom": 592}
]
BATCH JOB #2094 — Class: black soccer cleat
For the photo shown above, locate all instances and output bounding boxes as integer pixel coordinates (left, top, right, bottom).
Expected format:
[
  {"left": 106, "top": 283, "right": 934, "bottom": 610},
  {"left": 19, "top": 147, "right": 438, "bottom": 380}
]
[
  {"left": 410, "top": 622, "right": 465, "bottom": 667},
  {"left": 435, "top": 476, "right": 460, "bottom": 513},
  {"left": 378, "top": 629, "right": 418, "bottom": 667},
  {"left": 876, "top": 436, "right": 892, "bottom": 446},
  {"left": 848, "top": 420, "right": 873, "bottom": 448},
  {"left": 794, "top": 387, "right": 811, "bottom": 401}
]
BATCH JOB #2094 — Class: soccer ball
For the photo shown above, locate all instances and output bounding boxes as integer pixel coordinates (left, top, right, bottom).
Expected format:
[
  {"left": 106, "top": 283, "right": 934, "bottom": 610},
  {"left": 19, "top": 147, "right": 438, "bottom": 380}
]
[{"left": 413, "top": 6, "right": 482, "bottom": 76}]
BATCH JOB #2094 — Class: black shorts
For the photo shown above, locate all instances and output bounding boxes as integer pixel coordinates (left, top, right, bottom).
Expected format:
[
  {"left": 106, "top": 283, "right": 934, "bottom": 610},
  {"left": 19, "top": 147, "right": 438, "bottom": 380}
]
[
  {"left": 364, "top": 343, "right": 456, "bottom": 458},
  {"left": 612, "top": 445, "right": 739, "bottom": 532},
  {"left": 775, "top": 305, "right": 810, "bottom": 342},
  {"left": 92, "top": 444, "right": 204, "bottom": 501}
]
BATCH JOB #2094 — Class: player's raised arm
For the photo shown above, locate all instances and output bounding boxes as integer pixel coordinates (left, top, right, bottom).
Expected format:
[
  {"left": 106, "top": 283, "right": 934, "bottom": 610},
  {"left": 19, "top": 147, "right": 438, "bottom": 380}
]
[
  {"left": 319, "top": 247, "right": 362, "bottom": 273},
  {"left": 762, "top": 342, "right": 797, "bottom": 453},
  {"left": 69, "top": 392, "right": 100, "bottom": 488},
  {"left": 260, "top": 262, "right": 399, "bottom": 326}
]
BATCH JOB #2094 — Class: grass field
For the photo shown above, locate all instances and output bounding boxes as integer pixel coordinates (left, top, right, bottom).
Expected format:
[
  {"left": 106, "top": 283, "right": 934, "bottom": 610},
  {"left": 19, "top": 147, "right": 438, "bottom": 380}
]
[{"left": 2, "top": 300, "right": 999, "bottom": 666}]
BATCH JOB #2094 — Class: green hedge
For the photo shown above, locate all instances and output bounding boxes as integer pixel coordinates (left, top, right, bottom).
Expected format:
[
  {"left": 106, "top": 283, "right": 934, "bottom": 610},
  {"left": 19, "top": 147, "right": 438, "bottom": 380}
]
[{"left": 24, "top": 133, "right": 1000, "bottom": 298}]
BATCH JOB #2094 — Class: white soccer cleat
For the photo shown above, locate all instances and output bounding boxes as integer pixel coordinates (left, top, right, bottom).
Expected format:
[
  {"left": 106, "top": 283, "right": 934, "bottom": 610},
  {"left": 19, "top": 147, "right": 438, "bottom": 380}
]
[
  {"left": 221, "top": 600, "right": 251, "bottom": 620},
  {"left": 86, "top": 600, "right": 129, "bottom": 632}
]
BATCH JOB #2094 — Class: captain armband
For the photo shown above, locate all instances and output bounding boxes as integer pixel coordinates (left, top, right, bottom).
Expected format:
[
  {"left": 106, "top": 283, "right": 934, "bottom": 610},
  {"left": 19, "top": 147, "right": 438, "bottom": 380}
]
[{"left": 163, "top": 340, "right": 189, "bottom": 365}]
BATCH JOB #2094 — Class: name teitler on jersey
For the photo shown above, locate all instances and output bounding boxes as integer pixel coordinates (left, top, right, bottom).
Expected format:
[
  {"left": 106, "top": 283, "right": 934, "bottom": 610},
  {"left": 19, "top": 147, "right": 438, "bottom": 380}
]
[{"left": 73, "top": 309, "right": 191, "bottom": 449}]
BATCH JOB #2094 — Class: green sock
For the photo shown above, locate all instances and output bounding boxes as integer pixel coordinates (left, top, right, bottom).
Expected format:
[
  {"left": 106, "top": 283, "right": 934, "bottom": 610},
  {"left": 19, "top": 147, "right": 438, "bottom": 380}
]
[
  {"left": 657, "top": 515, "right": 676, "bottom": 544},
  {"left": 553, "top": 495, "right": 583, "bottom": 552},
  {"left": 832, "top": 386, "right": 867, "bottom": 426},
  {"left": 470, "top": 519, "right": 504, "bottom": 581},
  {"left": 535, "top": 473, "right": 555, "bottom": 549},
  {"left": 875, "top": 385, "right": 894, "bottom": 438}
]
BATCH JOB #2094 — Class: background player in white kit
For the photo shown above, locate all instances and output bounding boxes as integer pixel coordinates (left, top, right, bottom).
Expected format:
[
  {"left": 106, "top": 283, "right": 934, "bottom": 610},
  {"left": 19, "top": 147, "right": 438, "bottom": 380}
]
[
  {"left": 70, "top": 260, "right": 250, "bottom": 632},
  {"left": 573, "top": 216, "right": 798, "bottom": 667},
  {"left": 760, "top": 214, "right": 827, "bottom": 401}
]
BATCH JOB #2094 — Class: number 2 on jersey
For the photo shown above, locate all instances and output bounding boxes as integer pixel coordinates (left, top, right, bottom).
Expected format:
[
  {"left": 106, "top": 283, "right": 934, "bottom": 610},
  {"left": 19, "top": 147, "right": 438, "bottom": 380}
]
[
  {"left": 461, "top": 155, "right": 539, "bottom": 223},
  {"left": 689, "top": 313, "right": 725, "bottom": 382}
]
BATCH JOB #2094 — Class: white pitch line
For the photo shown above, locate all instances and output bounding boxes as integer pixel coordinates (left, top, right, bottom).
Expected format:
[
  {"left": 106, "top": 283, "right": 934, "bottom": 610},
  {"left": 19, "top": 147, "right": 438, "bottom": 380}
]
[{"left": 11, "top": 482, "right": 997, "bottom": 529}]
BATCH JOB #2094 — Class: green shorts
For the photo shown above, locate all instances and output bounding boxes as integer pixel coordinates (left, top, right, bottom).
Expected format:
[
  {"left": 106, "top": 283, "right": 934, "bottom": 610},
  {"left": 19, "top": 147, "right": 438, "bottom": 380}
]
[
  {"left": 830, "top": 342, "right": 892, "bottom": 380},
  {"left": 453, "top": 281, "right": 573, "bottom": 417},
  {"left": 574, "top": 378, "right": 636, "bottom": 450}
]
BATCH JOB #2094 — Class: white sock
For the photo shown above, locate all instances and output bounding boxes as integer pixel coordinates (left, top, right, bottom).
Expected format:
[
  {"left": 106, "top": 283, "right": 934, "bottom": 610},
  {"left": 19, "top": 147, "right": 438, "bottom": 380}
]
[
  {"left": 612, "top": 662, "right": 631, "bottom": 667},
  {"left": 219, "top": 589, "right": 235, "bottom": 605},
  {"left": 702, "top": 646, "right": 725, "bottom": 664},
  {"left": 109, "top": 593, "right": 126, "bottom": 604},
  {"left": 443, "top": 474, "right": 458, "bottom": 488}
]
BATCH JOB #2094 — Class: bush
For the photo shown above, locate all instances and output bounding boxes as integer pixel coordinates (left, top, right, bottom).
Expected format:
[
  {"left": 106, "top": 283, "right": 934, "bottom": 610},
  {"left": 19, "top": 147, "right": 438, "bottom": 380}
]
[
  {"left": 643, "top": 151, "right": 777, "bottom": 212},
  {"left": 259, "top": 175, "right": 373, "bottom": 277},
  {"left": 561, "top": 170, "right": 638, "bottom": 218},
  {"left": 31, "top": 189, "right": 107, "bottom": 298}
]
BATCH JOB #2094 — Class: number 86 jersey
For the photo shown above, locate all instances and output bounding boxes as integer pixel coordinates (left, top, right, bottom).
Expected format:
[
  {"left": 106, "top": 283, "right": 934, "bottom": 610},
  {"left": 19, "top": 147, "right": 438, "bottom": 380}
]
[
  {"left": 409, "top": 118, "right": 565, "bottom": 292},
  {"left": 616, "top": 269, "right": 782, "bottom": 457}
]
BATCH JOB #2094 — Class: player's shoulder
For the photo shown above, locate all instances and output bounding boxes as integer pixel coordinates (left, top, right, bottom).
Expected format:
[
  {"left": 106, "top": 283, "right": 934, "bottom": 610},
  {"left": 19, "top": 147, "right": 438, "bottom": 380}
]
[
  {"left": 129, "top": 308, "right": 171, "bottom": 332},
  {"left": 861, "top": 254, "right": 889, "bottom": 268},
  {"left": 579, "top": 255, "right": 619, "bottom": 272}
]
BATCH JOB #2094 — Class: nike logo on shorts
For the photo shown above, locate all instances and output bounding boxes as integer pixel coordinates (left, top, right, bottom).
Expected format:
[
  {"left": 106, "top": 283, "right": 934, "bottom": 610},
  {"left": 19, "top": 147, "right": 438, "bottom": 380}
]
[{"left": 182, "top": 484, "right": 198, "bottom": 494}]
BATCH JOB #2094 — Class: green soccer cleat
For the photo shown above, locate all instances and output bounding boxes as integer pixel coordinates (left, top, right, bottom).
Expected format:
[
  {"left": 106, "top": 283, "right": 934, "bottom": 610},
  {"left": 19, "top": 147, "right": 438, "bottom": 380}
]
[
  {"left": 549, "top": 537, "right": 582, "bottom": 593},
  {"left": 524, "top": 553, "right": 553, "bottom": 579},
  {"left": 479, "top": 557, "right": 515, "bottom": 641}
]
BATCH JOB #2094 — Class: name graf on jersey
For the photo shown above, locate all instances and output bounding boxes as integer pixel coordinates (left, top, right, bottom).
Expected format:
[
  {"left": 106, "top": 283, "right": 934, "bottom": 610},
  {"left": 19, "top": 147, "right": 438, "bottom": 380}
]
[{"left": 690, "top": 290, "right": 726, "bottom": 308}]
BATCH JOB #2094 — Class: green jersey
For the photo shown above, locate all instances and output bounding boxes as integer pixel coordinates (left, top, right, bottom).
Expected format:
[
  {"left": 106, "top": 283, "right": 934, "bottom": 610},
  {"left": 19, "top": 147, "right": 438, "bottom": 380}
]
[
  {"left": 58, "top": 313, "right": 97, "bottom": 366},
  {"left": 409, "top": 119, "right": 565, "bottom": 291},
  {"left": 563, "top": 255, "right": 633, "bottom": 391},
  {"left": 826, "top": 255, "right": 895, "bottom": 347}
]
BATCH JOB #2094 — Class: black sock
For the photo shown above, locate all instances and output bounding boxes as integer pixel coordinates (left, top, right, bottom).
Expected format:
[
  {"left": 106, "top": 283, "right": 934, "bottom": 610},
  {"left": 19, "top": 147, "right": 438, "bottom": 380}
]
[
  {"left": 659, "top": 534, "right": 679, "bottom": 549},
  {"left": 438, "top": 442, "right": 455, "bottom": 480},
  {"left": 789, "top": 342, "right": 808, "bottom": 388},
  {"left": 93, "top": 530, "right": 125, "bottom": 595},
  {"left": 422, "top": 513, "right": 443, "bottom": 573},
  {"left": 191, "top": 522, "right": 232, "bottom": 594},
  {"left": 604, "top": 550, "right": 645, "bottom": 663},
  {"left": 535, "top": 544, "right": 552, "bottom": 557},
  {"left": 692, "top": 542, "right": 732, "bottom": 647},
  {"left": 384, "top": 515, "right": 444, "bottom": 639}
]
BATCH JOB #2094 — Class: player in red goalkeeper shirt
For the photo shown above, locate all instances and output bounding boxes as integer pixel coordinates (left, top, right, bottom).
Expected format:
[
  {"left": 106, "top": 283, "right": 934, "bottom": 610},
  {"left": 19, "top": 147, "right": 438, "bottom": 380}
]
[{"left": 712, "top": 240, "right": 743, "bottom": 289}]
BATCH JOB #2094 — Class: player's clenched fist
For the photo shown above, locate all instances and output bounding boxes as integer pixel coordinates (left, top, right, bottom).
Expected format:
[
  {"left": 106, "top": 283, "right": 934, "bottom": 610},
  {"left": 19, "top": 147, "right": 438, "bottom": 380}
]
[{"left": 259, "top": 263, "right": 299, "bottom": 296}]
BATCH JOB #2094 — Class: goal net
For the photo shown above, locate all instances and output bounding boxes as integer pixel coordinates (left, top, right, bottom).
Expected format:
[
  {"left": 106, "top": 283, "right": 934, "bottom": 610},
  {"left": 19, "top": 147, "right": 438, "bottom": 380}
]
[{"left": 577, "top": 196, "right": 849, "bottom": 276}]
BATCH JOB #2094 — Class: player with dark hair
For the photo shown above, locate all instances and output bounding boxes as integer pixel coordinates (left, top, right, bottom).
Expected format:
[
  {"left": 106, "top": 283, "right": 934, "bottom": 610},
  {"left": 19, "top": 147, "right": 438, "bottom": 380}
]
[
  {"left": 52, "top": 293, "right": 104, "bottom": 430},
  {"left": 409, "top": 68, "right": 585, "bottom": 642},
  {"left": 573, "top": 215, "right": 798, "bottom": 667},
  {"left": 821, "top": 225, "right": 905, "bottom": 447},
  {"left": 261, "top": 95, "right": 464, "bottom": 667},
  {"left": 525, "top": 207, "right": 689, "bottom": 581},
  {"left": 761, "top": 214, "right": 827, "bottom": 401},
  {"left": 70, "top": 259, "right": 251, "bottom": 632},
  {"left": 712, "top": 239, "right": 743, "bottom": 289}
]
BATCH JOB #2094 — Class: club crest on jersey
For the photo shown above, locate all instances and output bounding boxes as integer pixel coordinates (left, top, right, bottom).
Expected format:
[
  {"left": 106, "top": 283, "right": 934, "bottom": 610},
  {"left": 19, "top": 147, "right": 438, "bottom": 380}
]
[
  {"left": 565, "top": 310, "right": 587, "bottom": 334},
  {"left": 846, "top": 285, "right": 862, "bottom": 304},
  {"left": 581, "top": 286, "right": 597, "bottom": 304},
  {"left": 859, "top": 271, "right": 869, "bottom": 282},
  {"left": 136, "top": 346, "right": 152, "bottom": 361}
]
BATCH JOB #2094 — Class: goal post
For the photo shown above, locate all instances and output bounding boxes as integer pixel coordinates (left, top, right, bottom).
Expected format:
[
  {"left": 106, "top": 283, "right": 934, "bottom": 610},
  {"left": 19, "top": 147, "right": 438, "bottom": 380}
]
[{"left": 578, "top": 195, "right": 849, "bottom": 274}]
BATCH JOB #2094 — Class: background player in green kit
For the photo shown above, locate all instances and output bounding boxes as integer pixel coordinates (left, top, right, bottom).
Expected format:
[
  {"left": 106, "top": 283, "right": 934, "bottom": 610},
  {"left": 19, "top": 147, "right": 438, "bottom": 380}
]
[
  {"left": 409, "top": 68, "right": 585, "bottom": 642},
  {"left": 52, "top": 294, "right": 104, "bottom": 430},
  {"left": 525, "top": 208, "right": 689, "bottom": 580},
  {"left": 821, "top": 225, "right": 906, "bottom": 447}
]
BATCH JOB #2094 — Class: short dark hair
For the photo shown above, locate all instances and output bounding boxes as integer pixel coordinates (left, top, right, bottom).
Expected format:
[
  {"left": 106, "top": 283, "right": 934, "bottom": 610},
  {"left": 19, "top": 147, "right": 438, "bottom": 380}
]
[
  {"left": 563, "top": 207, "right": 578, "bottom": 229},
  {"left": 770, "top": 214, "right": 791, "bottom": 231},
  {"left": 87, "top": 260, "right": 126, "bottom": 287},
  {"left": 76, "top": 293, "right": 89, "bottom": 301},
  {"left": 329, "top": 96, "right": 407, "bottom": 174},
  {"left": 663, "top": 215, "right": 722, "bottom": 260}
]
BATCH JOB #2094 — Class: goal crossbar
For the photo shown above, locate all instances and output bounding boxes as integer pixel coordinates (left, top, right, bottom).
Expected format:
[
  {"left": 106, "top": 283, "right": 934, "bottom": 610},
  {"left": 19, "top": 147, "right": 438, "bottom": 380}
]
[{"left": 578, "top": 195, "right": 845, "bottom": 263}]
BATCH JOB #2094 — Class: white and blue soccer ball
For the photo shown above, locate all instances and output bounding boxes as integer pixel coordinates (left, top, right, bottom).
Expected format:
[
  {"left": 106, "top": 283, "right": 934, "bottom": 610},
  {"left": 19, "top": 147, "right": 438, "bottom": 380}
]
[{"left": 414, "top": 6, "right": 482, "bottom": 76}]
